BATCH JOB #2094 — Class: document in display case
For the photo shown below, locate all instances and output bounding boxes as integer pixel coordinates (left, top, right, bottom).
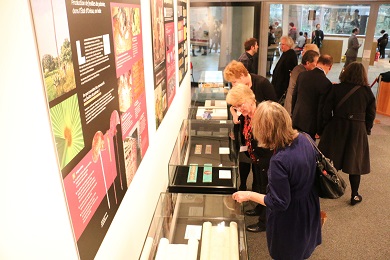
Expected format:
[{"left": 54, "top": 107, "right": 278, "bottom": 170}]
[
  {"left": 139, "top": 192, "right": 248, "bottom": 260},
  {"left": 191, "top": 83, "right": 230, "bottom": 107},
  {"left": 168, "top": 119, "right": 238, "bottom": 194}
]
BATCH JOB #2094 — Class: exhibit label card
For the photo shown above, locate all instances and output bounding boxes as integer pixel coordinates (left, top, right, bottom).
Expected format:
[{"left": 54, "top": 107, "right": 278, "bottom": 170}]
[
  {"left": 194, "top": 144, "right": 202, "bottom": 154},
  {"left": 187, "top": 164, "right": 198, "bottom": 183},
  {"left": 205, "top": 145, "right": 212, "bottom": 154},
  {"left": 219, "top": 147, "right": 230, "bottom": 154},
  {"left": 184, "top": 225, "right": 202, "bottom": 240},
  {"left": 219, "top": 170, "right": 232, "bottom": 179},
  {"left": 202, "top": 163, "right": 212, "bottom": 183}
]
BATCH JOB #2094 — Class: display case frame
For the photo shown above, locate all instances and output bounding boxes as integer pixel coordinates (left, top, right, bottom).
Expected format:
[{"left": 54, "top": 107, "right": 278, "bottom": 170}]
[
  {"left": 140, "top": 192, "right": 248, "bottom": 260},
  {"left": 168, "top": 119, "right": 238, "bottom": 194}
]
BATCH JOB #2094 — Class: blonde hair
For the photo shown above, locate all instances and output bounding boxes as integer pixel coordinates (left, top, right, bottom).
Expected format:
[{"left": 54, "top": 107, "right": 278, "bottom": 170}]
[
  {"left": 226, "top": 84, "right": 255, "bottom": 107},
  {"left": 252, "top": 101, "right": 298, "bottom": 149},
  {"left": 303, "top": 43, "right": 320, "bottom": 55},
  {"left": 223, "top": 60, "right": 249, "bottom": 83}
]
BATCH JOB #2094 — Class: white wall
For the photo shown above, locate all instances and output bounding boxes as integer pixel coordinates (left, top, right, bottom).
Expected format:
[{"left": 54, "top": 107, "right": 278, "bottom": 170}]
[
  {"left": 0, "top": 0, "right": 191, "bottom": 259},
  {"left": 0, "top": 0, "right": 78, "bottom": 258}
]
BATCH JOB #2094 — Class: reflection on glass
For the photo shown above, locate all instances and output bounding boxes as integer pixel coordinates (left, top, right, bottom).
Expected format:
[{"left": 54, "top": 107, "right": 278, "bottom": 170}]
[
  {"left": 190, "top": 5, "right": 256, "bottom": 82},
  {"left": 269, "top": 4, "right": 372, "bottom": 36},
  {"left": 375, "top": 4, "right": 390, "bottom": 37}
]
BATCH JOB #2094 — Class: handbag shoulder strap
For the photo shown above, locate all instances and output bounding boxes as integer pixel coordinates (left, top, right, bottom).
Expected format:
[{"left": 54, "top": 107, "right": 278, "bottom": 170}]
[
  {"left": 335, "top": 85, "right": 361, "bottom": 110},
  {"left": 302, "top": 132, "right": 322, "bottom": 156}
]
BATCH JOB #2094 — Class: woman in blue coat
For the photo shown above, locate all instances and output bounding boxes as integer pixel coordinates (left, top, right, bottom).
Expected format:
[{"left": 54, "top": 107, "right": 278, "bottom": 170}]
[
  {"left": 233, "top": 101, "right": 322, "bottom": 260},
  {"left": 318, "top": 62, "right": 376, "bottom": 205}
]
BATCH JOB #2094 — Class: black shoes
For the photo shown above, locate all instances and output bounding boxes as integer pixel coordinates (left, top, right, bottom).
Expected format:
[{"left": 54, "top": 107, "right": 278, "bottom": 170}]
[
  {"left": 245, "top": 209, "right": 260, "bottom": 216},
  {"left": 351, "top": 194, "right": 363, "bottom": 205},
  {"left": 246, "top": 223, "right": 266, "bottom": 233}
]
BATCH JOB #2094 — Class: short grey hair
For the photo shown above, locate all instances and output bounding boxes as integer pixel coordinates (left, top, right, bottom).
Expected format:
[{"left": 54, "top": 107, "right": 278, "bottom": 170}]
[{"left": 280, "top": 36, "right": 294, "bottom": 48}]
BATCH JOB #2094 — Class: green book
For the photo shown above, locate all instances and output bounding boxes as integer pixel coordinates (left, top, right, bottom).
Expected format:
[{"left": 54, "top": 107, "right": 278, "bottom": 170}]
[
  {"left": 187, "top": 164, "right": 198, "bottom": 183},
  {"left": 203, "top": 163, "right": 213, "bottom": 183}
]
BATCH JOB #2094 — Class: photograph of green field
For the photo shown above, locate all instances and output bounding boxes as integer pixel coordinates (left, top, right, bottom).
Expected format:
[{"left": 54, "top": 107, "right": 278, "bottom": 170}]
[
  {"left": 31, "top": 0, "right": 76, "bottom": 102},
  {"left": 50, "top": 94, "right": 85, "bottom": 169}
]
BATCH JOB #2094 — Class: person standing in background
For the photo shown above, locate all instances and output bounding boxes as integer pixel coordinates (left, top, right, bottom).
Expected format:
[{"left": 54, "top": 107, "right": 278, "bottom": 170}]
[
  {"left": 312, "top": 24, "right": 324, "bottom": 49},
  {"left": 318, "top": 62, "right": 376, "bottom": 206},
  {"left": 295, "top": 31, "right": 306, "bottom": 57},
  {"left": 238, "top": 38, "right": 259, "bottom": 74},
  {"left": 296, "top": 32, "right": 306, "bottom": 49},
  {"left": 271, "top": 36, "right": 298, "bottom": 102},
  {"left": 267, "top": 25, "right": 276, "bottom": 76},
  {"left": 344, "top": 28, "right": 361, "bottom": 68},
  {"left": 284, "top": 50, "right": 320, "bottom": 116},
  {"left": 291, "top": 54, "right": 333, "bottom": 140},
  {"left": 274, "top": 21, "right": 283, "bottom": 56},
  {"left": 209, "top": 20, "right": 221, "bottom": 53},
  {"left": 288, "top": 22, "right": 298, "bottom": 42},
  {"left": 377, "top": 33, "right": 388, "bottom": 59}
]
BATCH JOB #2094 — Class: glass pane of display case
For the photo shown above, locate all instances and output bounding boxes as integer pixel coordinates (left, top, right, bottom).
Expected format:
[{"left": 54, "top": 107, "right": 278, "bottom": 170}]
[
  {"left": 140, "top": 192, "right": 248, "bottom": 260},
  {"left": 191, "top": 82, "right": 230, "bottom": 106},
  {"left": 190, "top": 78, "right": 230, "bottom": 119},
  {"left": 168, "top": 119, "right": 238, "bottom": 194}
]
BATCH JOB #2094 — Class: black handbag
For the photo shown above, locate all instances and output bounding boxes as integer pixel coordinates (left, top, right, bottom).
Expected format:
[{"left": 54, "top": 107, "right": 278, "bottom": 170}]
[{"left": 304, "top": 134, "right": 347, "bottom": 199}]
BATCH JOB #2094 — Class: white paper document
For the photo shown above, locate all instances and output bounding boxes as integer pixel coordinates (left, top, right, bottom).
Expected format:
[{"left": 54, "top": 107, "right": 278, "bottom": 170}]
[{"left": 219, "top": 170, "right": 232, "bottom": 179}]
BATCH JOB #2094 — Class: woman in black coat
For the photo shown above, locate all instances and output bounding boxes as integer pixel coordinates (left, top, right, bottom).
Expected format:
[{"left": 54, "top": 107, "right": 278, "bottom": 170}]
[
  {"left": 377, "top": 33, "right": 388, "bottom": 59},
  {"left": 318, "top": 62, "right": 376, "bottom": 205}
]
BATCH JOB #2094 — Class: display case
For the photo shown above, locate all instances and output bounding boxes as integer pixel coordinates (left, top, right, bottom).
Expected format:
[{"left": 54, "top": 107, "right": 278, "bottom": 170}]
[
  {"left": 189, "top": 99, "right": 229, "bottom": 120},
  {"left": 140, "top": 192, "right": 248, "bottom": 260},
  {"left": 168, "top": 119, "right": 238, "bottom": 194},
  {"left": 191, "top": 70, "right": 229, "bottom": 107},
  {"left": 189, "top": 81, "right": 230, "bottom": 119}
]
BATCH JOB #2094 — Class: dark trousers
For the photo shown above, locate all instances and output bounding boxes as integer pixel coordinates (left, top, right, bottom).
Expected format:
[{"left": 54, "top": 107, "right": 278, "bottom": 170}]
[
  {"left": 239, "top": 161, "right": 258, "bottom": 191},
  {"left": 379, "top": 46, "right": 386, "bottom": 58},
  {"left": 253, "top": 163, "right": 269, "bottom": 225}
]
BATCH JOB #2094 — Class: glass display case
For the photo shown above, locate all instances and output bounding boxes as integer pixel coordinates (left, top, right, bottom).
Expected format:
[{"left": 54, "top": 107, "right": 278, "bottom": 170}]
[
  {"left": 190, "top": 80, "right": 230, "bottom": 119},
  {"left": 189, "top": 99, "right": 229, "bottom": 120},
  {"left": 168, "top": 119, "right": 238, "bottom": 194},
  {"left": 140, "top": 192, "right": 248, "bottom": 260}
]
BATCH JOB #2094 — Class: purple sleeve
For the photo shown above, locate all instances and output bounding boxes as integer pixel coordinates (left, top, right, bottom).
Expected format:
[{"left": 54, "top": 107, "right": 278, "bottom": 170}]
[{"left": 264, "top": 157, "right": 291, "bottom": 211}]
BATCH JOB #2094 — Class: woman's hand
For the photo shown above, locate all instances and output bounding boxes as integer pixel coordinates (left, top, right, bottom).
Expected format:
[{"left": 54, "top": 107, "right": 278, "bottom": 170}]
[
  {"left": 230, "top": 106, "right": 240, "bottom": 124},
  {"left": 232, "top": 191, "right": 251, "bottom": 203},
  {"left": 232, "top": 191, "right": 266, "bottom": 206}
]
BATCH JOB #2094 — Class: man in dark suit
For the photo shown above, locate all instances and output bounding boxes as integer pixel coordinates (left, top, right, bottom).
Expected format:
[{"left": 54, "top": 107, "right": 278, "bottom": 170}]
[
  {"left": 345, "top": 28, "right": 361, "bottom": 67},
  {"left": 291, "top": 54, "right": 333, "bottom": 139},
  {"left": 312, "top": 24, "right": 324, "bottom": 49},
  {"left": 271, "top": 36, "right": 298, "bottom": 101}
]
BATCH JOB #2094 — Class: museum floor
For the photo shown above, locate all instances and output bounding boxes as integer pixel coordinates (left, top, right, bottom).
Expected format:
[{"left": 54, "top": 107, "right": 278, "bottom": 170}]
[{"left": 190, "top": 52, "right": 390, "bottom": 259}]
